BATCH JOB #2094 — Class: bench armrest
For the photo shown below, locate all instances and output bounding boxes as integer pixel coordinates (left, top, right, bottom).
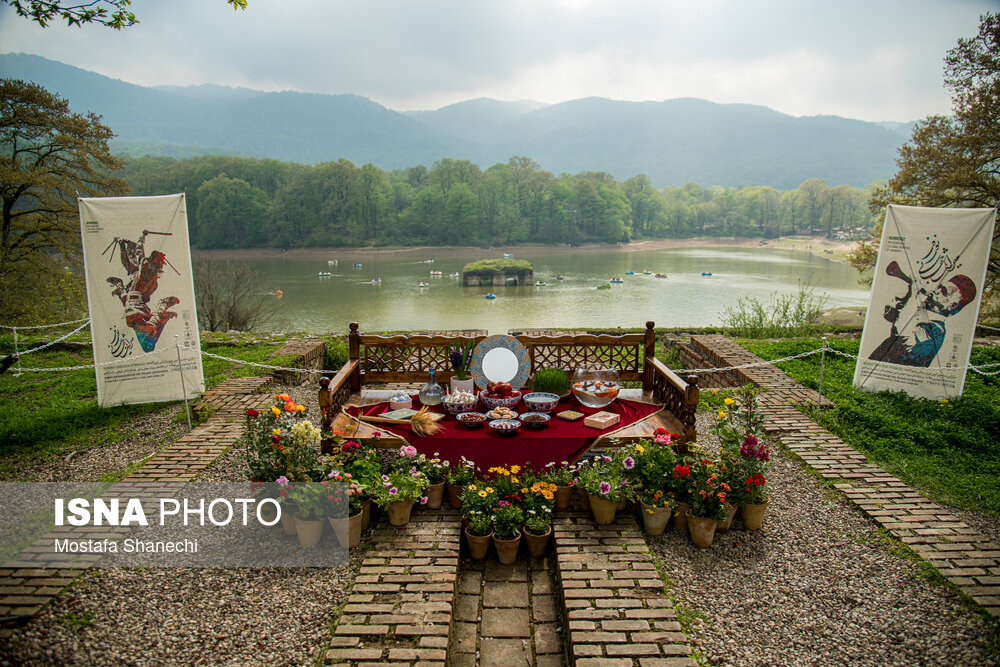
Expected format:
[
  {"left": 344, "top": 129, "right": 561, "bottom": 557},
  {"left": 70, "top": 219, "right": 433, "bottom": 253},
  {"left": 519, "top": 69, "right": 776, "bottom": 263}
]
[
  {"left": 647, "top": 356, "right": 699, "bottom": 443},
  {"left": 318, "top": 359, "right": 359, "bottom": 430}
]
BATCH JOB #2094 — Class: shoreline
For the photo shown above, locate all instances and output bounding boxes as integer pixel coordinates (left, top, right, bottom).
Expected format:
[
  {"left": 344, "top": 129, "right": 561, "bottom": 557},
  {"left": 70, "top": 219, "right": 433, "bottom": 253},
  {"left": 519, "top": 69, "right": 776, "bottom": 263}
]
[{"left": 194, "top": 235, "right": 857, "bottom": 263}]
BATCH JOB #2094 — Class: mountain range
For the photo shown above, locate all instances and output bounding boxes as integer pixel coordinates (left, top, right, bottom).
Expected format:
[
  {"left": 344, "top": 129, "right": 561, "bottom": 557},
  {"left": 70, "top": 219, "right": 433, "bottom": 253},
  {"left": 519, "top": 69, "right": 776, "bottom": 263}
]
[{"left": 1, "top": 52, "right": 915, "bottom": 189}]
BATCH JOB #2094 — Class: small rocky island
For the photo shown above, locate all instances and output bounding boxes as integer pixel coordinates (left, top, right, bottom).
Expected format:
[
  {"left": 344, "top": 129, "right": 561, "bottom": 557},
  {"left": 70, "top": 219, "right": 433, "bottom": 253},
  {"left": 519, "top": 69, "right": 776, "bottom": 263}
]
[{"left": 462, "top": 258, "right": 534, "bottom": 286}]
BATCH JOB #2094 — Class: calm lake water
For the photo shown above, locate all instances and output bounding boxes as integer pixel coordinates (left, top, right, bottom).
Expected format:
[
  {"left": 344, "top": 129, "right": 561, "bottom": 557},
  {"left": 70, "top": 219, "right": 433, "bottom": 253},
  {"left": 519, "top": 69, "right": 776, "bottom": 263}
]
[{"left": 249, "top": 246, "right": 871, "bottom": 334}]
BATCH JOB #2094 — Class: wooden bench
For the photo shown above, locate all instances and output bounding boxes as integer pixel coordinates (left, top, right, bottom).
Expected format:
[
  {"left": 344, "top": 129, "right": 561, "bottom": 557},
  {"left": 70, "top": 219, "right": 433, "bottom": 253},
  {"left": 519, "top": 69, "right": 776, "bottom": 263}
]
[{"left": 319, "top": 321, "right": 700, "bottom": 449}]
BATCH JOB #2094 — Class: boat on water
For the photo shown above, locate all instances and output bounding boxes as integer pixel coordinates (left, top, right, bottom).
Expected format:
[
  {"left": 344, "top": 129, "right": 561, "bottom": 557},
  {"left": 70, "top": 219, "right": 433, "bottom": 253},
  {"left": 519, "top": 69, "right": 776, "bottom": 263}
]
[
  {"left": 270, "top": 289, "right": 283, "bottom": 298},
  {"left": 430, "top": 270, "right": 442, "bottom": 276},
  {"left": 556, "top": 275, "right": 565, "bottom": 280},
  {"left": 609, "top": 277, "right": 624, "bottom": 284},
  {"left": 535, "top": 281, "right": 547, "bottom": 286},
  {"left": 352, "top": 263, "right": 363, "bottom": 268},
  {"left": 642, "top": 269, "right": 651, "bottom": 275},
  {"left": 423, "top": 259, "right": 435, "bottom": 263},
  {"left": 449, "top": 272, "right": 460, "bottom": 278},
  {"left": 655, "top": 273, "right": 668, "bottom": 279},
  {"left": 503, "top": 252, "right": 514, "bottom": 258},
  {"left": 371, "top": 278, "right": 382, "bottom": 284},
  {"left": 328, "top": 259, "right": 338, "bottom": 266},
  {"left": 418, "top": 282, "right": 430, "bottom": 287},
  {"left": 596, "top": 283, "right": 611, "bottom": 290},
  {"left": 701, "top": 272, "right": 713, "bottom": 276},
  {"left": 625, "top": 270, "right": 635, "bottom": 275},
  {"left": 484, "top": 292, "right": 497, "bottom": 299},
  {"left": 318, "top": 272, "right": 332, "bottom": 277}
]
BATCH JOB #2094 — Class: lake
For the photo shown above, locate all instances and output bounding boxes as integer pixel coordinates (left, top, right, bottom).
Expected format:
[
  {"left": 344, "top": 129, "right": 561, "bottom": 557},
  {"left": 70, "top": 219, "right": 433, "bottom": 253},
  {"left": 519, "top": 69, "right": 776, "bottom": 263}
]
[{"left": 245, "top": 246, "right": 871, "bottom": 334}]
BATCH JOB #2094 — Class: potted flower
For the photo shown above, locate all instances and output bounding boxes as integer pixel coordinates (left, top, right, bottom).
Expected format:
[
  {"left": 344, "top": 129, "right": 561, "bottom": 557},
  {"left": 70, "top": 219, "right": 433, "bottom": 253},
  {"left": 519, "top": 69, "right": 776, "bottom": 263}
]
[
  {"left": 449, "top": 340, "right": 475, "bottom": 394},
  {"left": 413, "top": 452, "right": 450, "bottom": 509},
  {"left": 286, "top": 481, "right": 329, "bottom": 547},
  {"left": 447, "top": 457, "right": 477, "bottom": 509},
  {"left": 371, "top": 466, "right": 430, "bottom": 527},
  {"left": 464, "top": 510, "right": 493, "bottom": 559},
  {"left": 326, "top": 470, "right": 365, "bottom": 547},
  {"left": 542, "top": 461, "right": 574, "bottom": 510},
  {"left": 492, "top": 501, "right": 524, "bottom": 564},
  {"left": 522, "top": 480, "right": 556, "bottom": 557},
  {"left": 739, "top": 434, "right": 770, "bottom": 530},
  {"left": 576, "top": 454, "right": 633, "bottom": 525},
  {"left": 636, "top": 487, "right": 673, "bottom": 536},
  {"left": 685, "top": 459, "right": 731, "bottom": 547},
  {"left": 667, "top": 458, "right": 694, "bottom": 531}
]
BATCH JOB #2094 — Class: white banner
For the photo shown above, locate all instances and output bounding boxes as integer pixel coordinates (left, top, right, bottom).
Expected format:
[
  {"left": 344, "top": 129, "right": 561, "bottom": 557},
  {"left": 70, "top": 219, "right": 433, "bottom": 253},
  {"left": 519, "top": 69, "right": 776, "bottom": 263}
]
[
  {"left": 854, "top": 204, "right": 996, "bottom": 400},
  {"left": 79, "top": 194, "right": 204, "bottom": 406}
]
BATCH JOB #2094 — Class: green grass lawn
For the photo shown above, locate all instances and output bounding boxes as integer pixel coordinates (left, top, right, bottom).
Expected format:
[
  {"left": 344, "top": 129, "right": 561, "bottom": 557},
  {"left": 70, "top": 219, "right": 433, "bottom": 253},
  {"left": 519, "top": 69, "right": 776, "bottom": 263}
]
[{"left": 740, "top": 338, "right": 1000, "bottom": 519}]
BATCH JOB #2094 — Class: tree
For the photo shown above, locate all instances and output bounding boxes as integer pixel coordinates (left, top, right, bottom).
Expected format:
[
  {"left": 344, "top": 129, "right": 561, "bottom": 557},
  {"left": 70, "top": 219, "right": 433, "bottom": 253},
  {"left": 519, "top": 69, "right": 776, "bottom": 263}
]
[
  {"left": 6, "top": 0, "right": 246, "bottom": 29},
  {"left": 857, "top": 13, "right": 1000, "bottom": 313},
  {"left": 192, "top": 258, "right": 282, "bottom": 332},
  {"left": 0, "top": 79, "right": 127, "bottom": 321}
]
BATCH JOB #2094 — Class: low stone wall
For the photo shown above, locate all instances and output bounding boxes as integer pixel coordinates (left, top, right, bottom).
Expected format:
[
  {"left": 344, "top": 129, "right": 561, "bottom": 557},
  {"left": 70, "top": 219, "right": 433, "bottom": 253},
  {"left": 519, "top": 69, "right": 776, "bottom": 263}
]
[{"left": 462, "top": 268, "right": 533, "bottom": 286}]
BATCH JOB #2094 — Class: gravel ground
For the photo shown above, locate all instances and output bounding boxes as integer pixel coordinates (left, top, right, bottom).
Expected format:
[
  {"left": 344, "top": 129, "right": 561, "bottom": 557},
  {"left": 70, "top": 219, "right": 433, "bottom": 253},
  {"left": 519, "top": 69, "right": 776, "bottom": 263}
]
[{"left": 648, "top": 412, "right": 999, "bottom": 667}]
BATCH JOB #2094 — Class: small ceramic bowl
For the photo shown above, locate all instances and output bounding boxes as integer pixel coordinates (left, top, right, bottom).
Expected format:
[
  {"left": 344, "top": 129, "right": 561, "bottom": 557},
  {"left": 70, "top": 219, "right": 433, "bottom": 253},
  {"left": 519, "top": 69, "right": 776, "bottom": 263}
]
[
  {"left": 519, "top": 412, "right": 551, "bottom": 430},
  {"left": 488, "top": 418, "right": 522, "bottom": 435},
  {"left": 522, "top": 392, "right": 560, "bottom": 413},
  {"left": 480, "top": 392, "right": 523, "bottom": 410},
  {"left": 443, "top": 396, "right": 478, "bottom": 415},
  {"left": 456, "top": 412, "right": 488, "bottom": 429}
]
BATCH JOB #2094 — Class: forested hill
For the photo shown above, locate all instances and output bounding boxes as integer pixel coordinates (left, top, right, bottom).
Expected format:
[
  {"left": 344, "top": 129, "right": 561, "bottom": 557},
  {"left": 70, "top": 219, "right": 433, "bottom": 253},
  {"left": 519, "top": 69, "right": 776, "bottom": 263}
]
[{"left": 2, "top": 53, "right": 912, "bottom": 189}]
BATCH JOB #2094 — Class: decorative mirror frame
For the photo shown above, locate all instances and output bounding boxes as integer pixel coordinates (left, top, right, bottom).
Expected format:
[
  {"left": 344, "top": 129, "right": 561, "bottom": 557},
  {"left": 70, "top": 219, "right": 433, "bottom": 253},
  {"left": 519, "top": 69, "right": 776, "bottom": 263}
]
[{"left": 470, "top": 334, "right": 530, "bottom": 390}]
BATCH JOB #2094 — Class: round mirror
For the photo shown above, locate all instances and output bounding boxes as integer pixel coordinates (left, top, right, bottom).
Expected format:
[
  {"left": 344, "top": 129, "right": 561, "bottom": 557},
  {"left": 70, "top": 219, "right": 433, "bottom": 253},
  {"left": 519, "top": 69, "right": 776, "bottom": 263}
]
[{"left": 482, "top": 347, "right": 519, "bottom": 384}]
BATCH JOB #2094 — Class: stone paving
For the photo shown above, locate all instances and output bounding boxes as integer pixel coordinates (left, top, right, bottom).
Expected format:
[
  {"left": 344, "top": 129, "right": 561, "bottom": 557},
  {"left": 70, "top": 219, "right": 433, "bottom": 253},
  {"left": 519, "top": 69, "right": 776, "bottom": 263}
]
[
  {"left": 0, "top": 376, "right": 274, "bottom": 625},
  {"left": 682, "top": 334, "right": 1000, "bottom": 619}
]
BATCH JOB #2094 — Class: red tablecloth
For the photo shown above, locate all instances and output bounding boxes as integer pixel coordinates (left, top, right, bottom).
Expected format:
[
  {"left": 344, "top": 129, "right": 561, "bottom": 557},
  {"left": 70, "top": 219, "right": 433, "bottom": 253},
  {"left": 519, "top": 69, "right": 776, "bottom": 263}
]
[{"left": 345, "top": 395, "right": 662, "bottom": 472}]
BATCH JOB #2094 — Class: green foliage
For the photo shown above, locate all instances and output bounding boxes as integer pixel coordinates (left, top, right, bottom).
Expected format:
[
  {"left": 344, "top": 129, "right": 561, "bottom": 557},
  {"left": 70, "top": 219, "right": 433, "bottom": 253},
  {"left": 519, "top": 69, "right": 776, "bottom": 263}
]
[
  {"left": 462, "top": 258, "right": 533, "bottom": 273},
  {"left": 7, "top": 0, "right": 245, "bottom": 29},
  {"left": 742, "top": 338, "right": 1000, "bottom": 517},
  {"left": 721, "top": 282, "right": 827, "bottom": 338},
  {"left": 530, "top": 368, "right": 570, "bottom": 395},
  {"left": 323, "top": 337, "right": 350, "bottom": 373}
]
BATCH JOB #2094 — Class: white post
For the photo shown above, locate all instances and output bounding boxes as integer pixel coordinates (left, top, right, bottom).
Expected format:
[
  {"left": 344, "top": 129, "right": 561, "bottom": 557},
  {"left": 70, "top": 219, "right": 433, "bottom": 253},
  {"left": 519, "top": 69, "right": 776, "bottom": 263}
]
[{"left": 175, "top": 335, "right": 192, "bottom": 429}]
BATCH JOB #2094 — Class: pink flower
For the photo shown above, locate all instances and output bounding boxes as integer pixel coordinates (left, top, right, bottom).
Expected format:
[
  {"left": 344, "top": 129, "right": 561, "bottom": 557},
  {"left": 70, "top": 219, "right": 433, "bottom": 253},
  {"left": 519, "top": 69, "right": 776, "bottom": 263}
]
[
  {"left": 400, "top": 445, "right": 418, "bottom": 457},
  {"left": 420, "top": 496, "right": 428, "bottom": 505},
  {"left": 599, "top": 482, "right": 611, "bottom": 495},
  {"left": 623, "top": 456, "right": 635, "bottom": 469}
]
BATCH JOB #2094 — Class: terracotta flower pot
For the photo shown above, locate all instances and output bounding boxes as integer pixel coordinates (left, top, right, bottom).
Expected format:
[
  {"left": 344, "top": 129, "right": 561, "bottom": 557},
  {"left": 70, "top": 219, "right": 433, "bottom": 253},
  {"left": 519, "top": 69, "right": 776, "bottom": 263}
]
[
  {"left": 579, "top": 489, "right": 591, "bottom": 511},
  {"left": 687, "top": 515, "right": 716, "bottom": 547},
  {"left": 386, "top": 499, "right": 414, "bottom": 526},
  {"left": 466, "top": 528, "right": 492, "bottom": 560},
  {"left": 327, "top": 514, "right": 350, "bottom": 547},
  {"left": 523, "top": 525, "right": 552, "bottom": 558},
  {"left": 280, "top": 505, "right": 299, "bottom": 536},
  {"left": 344, "top": 511, "right": 363, "bottom": 547},
  {"left": 361, "top": 497, "right": 372, "bottom": 531},
  {"left": 425, "top": 482, "right": 445, "bottom": 509},
  {"left": 295, "top": 516, "right": 325, "bottom": 547},
  {"left": 672, "top": 502, "right": 690, "bottom": 532},
  {"left": 716, "top": 504, "right": 738, "bottom": 532},
  {"left": 493, "top": 531, "right": 522, "bottom": 565},
  {"left": 589, "top": 495, "right": 618, "bottom": 525},
  {"left": 447, "top": 483, "right": 465, "bottom": 509},
  {"left": 554, "top": 485, "right": 572, "bottom": 511},
  {"left": 639, "top": 501, "right": 672, "bottom": 536},
  {"left": 741, "top": 501, "right": 768, "bottom": 531}
]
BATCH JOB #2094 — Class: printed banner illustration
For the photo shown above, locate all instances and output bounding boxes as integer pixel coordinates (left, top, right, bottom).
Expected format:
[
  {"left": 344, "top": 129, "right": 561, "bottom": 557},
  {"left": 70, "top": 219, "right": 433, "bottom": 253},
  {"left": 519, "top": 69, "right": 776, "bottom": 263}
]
[
  {"left": 79, "top": 194, "right": 204, "bottom": 406},
  {"left": 854, "top": 204, "right": 996, "bottom": 400}
]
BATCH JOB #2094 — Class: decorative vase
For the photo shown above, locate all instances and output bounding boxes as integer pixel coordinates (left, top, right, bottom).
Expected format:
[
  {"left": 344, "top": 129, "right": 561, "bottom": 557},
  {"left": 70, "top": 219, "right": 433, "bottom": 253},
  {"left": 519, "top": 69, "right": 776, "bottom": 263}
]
[
  {"left": 589, "top": 495, "right": 618, "bottom": 525},
  {"left": 492, "top": 531, "right": 522, "bottom": 565},
  {"left": 639, "top": 501, "right": 672, "bottom": 536},
  {"left": 672, "top": 502, "right": 690, "bottom": 532},
  {"left": 450, "top": 377, "right": 475, "bottom": 395},
  {"left": 280, "top": 505, "right": 299, "bottom": 536},
  {"left": 447, "top": 483, "right": 465, "bottom": 509},
  {"left": 466, "top": 528, "right": 492, "bottom": 560},
  {"left": 523, "top": 525, "right": 552, "bottom": 558},
  {"left": 295, "top": 516, "right": 325, "bottom": 547},
  {"left": 716, "top": 504, "right": 738, "bottom": 532},
  {"left": 579, "top": 489, "right": 591, "bottom": 511},
  {"left": 687, "top": 515, "right": 716, "bottom": 547},
  {"left": 741, "top": 501, "right": 768, "bottom": 531},
  {"left": 554, "top": 485, "right": 572, "bottom": 511},
  {"left": 386, "top": 500, "right": 415, "bottom": 526},
  {"left": 361, "top": 497, "right": 372, "bottom": 531},
  {"left": 425, "top": 482, "right": 445, "bottom": 509}
]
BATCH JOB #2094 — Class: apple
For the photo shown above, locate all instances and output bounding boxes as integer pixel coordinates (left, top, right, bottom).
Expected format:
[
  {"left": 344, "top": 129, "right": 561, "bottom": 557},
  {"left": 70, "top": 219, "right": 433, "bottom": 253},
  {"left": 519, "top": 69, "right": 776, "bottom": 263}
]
[
  {"left": 487, "top": 381, "right": 498, "bottom": 394},
  {"left": 498, "top": 383, "right": 512, "bottom": 397}
]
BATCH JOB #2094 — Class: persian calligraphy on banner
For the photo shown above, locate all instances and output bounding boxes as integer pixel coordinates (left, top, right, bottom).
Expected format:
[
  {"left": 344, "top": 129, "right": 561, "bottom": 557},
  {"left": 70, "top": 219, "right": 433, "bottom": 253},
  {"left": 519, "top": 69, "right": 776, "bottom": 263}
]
[
  {"left": 853, "top": 204, "right": 996, "bottom": 400},
  {"left": 79, "top": 194, "right": 204, "bottom": 406}
]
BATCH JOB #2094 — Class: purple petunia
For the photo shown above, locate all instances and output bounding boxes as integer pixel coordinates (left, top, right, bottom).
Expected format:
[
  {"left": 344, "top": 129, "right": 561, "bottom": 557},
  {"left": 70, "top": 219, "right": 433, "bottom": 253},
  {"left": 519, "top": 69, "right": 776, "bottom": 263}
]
[
  {"left": 275, "top": 476, "right": 289, "bottom": 487},
  {"left": 599, "top": 481, "right": 611, "bottom": 495},
  {"left": 420, "top": 496, "right": 428, "bottom": 505},
  {"left": 623, "top": 456, "right": 634, "bottom": 469},
  {"left": 389, "top": 487, "right": 398, "bottom": 495}
]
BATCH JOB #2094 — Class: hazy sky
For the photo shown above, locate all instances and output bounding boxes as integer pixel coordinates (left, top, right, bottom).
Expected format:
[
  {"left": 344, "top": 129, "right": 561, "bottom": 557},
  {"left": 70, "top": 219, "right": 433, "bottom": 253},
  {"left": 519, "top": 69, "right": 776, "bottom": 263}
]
[{"left": 0, "top": 0, "right": 995, "bottom": 121}]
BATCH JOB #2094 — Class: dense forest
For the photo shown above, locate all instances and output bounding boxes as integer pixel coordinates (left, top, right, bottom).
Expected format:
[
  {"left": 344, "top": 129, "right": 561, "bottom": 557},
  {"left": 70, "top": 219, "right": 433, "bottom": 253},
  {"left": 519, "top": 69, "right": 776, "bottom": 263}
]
[{"left": 120, "top": 155, "right": 879, "bottom": 249}]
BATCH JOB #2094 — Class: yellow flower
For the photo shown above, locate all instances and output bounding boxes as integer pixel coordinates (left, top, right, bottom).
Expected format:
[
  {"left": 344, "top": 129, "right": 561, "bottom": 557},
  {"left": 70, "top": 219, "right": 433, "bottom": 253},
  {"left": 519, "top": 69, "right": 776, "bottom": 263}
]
[
  {"left": 511, "top": 477, "right": 519, "bottom": 484},
  {"left": 521, "top": 488, "right": 529, "bottom": 494},
  {"left": 724, "top": 397, "right": 735, "bottom": 406},
  {"left": 510, "top": 465, "right": 521, "bottom": 474},
  {"left": 485, "top": 487, "right": 494, "bottom": 494},
  {"left": 272, "top": 428, "right": 281, "bottom": 436},
  {"left": 468, "top": 484, "right": 477, "bottom": 491},
  {"left": 635, "top": 444, "right": 644, "bottom": 454},
  {"left": 271, "top": 406, "right": 281, "bottom": 417},
  {"left": 478, "top": 490, "right": 487, "bottom": 498},
  {"left": 718, "top": 410, "right": 726, "bottom": 419},
  {"left": 296, "top": 405, "right": 306, "bottom": 413}
]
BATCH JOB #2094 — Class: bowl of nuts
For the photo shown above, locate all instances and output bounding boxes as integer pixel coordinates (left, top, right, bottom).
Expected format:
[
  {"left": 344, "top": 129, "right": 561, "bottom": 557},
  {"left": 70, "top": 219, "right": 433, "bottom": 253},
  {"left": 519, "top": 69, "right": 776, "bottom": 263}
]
[
  {"left": 443, "top": 390, "right": 478, "bottom": 415},
  {"left": 488, "top": 418, "right": 521, "bottom": 436},
  {"left": 486, "top": 406, "right": 518, "bottom": 421}
]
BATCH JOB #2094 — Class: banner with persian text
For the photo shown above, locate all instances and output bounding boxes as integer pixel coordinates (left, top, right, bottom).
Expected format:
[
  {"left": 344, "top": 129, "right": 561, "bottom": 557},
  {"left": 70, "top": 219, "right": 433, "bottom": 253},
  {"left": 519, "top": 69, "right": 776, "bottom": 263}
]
[
  {"left": 853, "top": 204, "right": 996, "bottom": 400},
  {"left": 79, "top": 194, "right": 204, "bottom": 406}
]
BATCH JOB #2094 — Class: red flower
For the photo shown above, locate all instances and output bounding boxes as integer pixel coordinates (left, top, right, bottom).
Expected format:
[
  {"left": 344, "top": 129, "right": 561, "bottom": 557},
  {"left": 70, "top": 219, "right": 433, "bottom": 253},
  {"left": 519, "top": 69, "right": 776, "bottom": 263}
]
[
  {"left": 654, "top": 427, "right": 669, "bottom": 435},
  {"left": 672, "top": 464, "right": 691, "bottom": 478},
  {"left": 271, "top": 434, "right": 282, "bottom": 444},
  {"left": 245, "top": 408, "right": 258, "bottom": 418}
]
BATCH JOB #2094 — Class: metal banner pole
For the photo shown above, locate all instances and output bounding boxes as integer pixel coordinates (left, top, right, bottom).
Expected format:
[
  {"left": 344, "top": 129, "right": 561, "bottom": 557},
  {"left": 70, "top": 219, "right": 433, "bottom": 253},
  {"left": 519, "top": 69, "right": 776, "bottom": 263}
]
[{"left": 175, "top": 335, "right": 192, "bottom": 429}]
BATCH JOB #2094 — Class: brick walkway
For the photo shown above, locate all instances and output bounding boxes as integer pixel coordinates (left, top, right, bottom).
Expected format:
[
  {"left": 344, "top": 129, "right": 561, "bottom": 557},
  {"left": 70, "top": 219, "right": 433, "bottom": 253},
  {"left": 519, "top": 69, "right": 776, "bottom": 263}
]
[
  {"left": 682, "top": 334, "right": 1000, "bottom": 619},
  {"left": 0, "top": 376, "right": 273, "bottom": 624}
]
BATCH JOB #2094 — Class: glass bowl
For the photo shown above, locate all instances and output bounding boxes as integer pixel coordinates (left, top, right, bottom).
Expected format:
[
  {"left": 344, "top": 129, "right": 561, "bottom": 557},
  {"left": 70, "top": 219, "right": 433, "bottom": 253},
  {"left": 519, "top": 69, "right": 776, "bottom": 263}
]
[{"left": 570, "top": 366, "right": 621, "bottom": 409}]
